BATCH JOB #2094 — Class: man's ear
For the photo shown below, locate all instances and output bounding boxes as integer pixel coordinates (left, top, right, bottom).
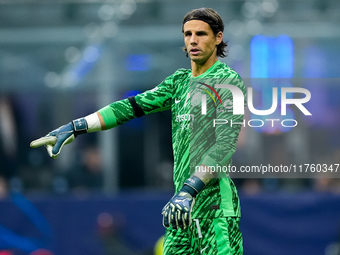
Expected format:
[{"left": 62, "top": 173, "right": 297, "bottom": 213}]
[{"left": 216, "top": 31, "right": 223, "bottom": 45}]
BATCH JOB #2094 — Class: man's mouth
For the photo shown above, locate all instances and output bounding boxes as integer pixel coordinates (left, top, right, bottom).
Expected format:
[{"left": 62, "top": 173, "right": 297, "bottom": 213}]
[{"left": 190, "top": 48, "right": 201, "bottom": 55}]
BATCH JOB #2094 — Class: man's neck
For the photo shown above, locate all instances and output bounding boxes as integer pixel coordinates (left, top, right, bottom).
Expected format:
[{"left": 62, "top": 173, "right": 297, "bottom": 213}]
[{"left": 191, "top": 56, "right": 218, "bottom": 77}]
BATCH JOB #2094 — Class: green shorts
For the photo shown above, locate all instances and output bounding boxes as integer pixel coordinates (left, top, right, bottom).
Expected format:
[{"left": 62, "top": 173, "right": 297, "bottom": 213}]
[{"left": 163, "top": 217, "right": 243, "bottom": 255}]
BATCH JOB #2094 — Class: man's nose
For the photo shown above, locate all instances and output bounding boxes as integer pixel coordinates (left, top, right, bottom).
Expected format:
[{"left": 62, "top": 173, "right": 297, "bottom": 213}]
[{"left": 190, "top": 34, "right": 197, "bottom": 44}]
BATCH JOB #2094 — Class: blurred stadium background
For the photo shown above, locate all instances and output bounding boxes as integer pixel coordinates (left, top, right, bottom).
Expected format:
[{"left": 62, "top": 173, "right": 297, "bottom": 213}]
[{"left": 0, "top": 0, "right": 340, "bottom": 254}]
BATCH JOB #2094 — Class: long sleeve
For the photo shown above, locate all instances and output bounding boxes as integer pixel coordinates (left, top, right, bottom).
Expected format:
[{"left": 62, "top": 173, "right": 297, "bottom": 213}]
[{"left": 97, "top": 71, "right": 181, "bottom": 130}]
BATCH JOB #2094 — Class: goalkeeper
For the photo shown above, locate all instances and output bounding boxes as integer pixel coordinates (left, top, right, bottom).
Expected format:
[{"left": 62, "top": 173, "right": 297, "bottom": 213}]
[{"left": 31, "top": 8, "right": 246, "bottom": 255}]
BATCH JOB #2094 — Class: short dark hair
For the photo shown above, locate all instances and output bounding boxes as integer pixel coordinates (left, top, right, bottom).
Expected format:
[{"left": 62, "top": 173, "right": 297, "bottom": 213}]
[{"left": 182, "top": 8, "right": 228, "bottom": 58}]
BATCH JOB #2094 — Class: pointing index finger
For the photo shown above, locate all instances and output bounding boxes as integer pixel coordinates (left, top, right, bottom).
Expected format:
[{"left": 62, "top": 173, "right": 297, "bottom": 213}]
[{"left": 30, "top": 136, "right": 57, "bottom": 148}]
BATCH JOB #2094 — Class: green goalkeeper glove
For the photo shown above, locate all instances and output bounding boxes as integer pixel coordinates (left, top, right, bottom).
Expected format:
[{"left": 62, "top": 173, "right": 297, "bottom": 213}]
[
  {"left": 30, "top": 118, "right": 88, "bottom": 159},
  {"left": 162, "top": 176, "right": 205, "bottom": 230}
]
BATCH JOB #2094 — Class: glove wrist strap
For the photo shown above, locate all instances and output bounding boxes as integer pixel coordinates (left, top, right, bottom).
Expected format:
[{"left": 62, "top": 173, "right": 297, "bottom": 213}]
[
  {"left": 72, "top": 118, "right": 88, "bottom": 137},
  {"left": 182, "top": 176, "right": 205, "bottom": 197}
]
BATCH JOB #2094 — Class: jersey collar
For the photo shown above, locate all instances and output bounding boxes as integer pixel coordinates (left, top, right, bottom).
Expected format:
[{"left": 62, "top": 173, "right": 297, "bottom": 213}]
[{"left": 190, "top": 60, "right": 221, "bottom": 79}]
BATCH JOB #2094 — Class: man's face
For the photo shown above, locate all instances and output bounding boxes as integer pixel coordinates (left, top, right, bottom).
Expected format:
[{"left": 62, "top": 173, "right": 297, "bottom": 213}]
[{"left": 183, "top": 20, "right": 222, "bottom": 64}]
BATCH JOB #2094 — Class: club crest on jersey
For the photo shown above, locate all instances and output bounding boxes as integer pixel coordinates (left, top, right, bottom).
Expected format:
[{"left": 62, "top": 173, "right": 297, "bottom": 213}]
[{"left": 190, "top": 92, "right": 201, "bottom": 106}]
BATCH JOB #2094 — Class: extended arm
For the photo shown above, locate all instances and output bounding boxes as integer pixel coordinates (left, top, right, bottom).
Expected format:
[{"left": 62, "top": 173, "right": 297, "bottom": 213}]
[{"left": 30, "top": 70, "right": 176, "bottom": 159}]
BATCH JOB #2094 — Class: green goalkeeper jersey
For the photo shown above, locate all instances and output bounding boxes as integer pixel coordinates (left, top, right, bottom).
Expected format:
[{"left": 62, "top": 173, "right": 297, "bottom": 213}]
[{"left": 99, "top": 60, "right": 246, "bottom": 219}]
